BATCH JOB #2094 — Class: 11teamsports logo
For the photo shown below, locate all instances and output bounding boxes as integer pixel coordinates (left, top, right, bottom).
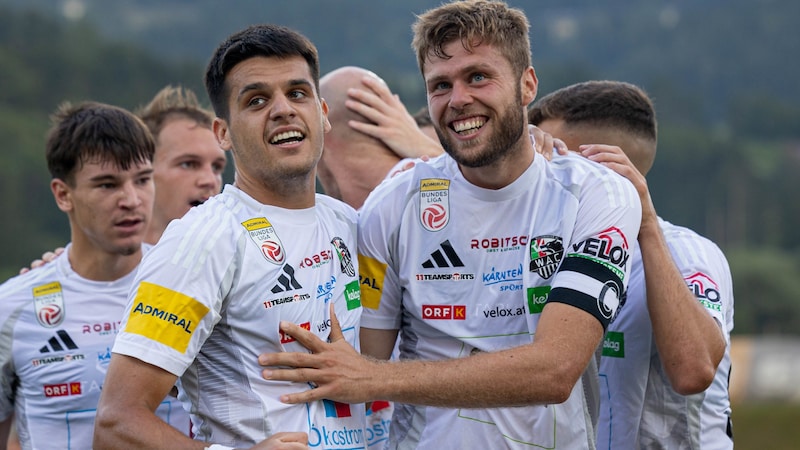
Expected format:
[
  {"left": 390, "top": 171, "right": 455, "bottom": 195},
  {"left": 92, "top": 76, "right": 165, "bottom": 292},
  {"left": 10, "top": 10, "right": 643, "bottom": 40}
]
[
  {"left": 242, "top": 217, "right": 285, "bottom": 264},
  {"left": 419, "top": 178, "right": 450, "bottom": 232}
]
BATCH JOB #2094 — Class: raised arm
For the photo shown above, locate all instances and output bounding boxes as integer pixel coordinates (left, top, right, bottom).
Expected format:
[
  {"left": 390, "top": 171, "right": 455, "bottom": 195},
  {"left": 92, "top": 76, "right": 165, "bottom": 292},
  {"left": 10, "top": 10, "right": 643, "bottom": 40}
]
[
  {"left": 579, "top": 144, "right": 725, "bottom": 394},
  {"left": 259, "top": 302, "right": 602, "bottom": 408}
]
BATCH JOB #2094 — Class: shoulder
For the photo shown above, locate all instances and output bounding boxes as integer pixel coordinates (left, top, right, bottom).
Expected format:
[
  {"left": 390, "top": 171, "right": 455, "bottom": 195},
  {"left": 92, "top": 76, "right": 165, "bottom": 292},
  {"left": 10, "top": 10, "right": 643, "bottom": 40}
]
[{"left": 315, "top": 194, "right": 358, "bottom": 224}]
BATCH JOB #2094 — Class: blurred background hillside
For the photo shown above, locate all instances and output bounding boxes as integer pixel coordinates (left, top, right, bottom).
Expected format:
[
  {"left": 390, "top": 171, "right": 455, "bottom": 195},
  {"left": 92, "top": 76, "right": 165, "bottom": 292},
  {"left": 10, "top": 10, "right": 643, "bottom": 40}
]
[{"left": 1, "top": 0, "right": 799, "bottom": 446}]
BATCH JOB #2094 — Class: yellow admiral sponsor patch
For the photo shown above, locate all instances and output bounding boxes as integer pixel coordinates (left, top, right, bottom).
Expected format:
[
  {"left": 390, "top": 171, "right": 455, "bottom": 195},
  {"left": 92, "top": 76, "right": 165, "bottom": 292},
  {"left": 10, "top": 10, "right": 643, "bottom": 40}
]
[
  {"left": 124, "top": 282, "right": 209, "bottom": 353},
  {"left": 357, "top": 254, "right": 387, "bottom": 310}
]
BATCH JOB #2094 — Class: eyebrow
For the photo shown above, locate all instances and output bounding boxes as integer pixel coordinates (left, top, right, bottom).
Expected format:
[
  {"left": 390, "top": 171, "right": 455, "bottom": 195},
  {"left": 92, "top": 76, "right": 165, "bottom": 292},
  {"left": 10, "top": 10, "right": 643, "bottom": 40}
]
[{"left": 237, "top": 79, "right": 315, "bottom": 101}]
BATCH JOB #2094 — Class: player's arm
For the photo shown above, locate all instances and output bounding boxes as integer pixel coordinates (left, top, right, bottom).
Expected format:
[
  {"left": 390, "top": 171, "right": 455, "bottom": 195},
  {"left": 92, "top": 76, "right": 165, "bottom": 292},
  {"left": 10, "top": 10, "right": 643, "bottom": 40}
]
[
  {"left": 580, "top": 144, "right": 725, "bottom": 394},
  {"left": 1, "top": 415, "right": 12, "bottom": 449},
  {"left": 360, "top": 328, "right": 398, "bottom": 361},
  {"left": 93, "top": 354, "right": 203, "bottom": 449},
  {"left": 259, "top": 302, "right": 602, "bottom": 407}
]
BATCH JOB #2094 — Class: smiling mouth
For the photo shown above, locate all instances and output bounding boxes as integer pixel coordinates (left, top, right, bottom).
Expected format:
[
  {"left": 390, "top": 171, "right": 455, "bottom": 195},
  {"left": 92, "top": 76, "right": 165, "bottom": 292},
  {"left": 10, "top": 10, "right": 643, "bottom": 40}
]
[
  {"left": 270, "top": 130, "right": 305, "bottom": 145},
  {"left": 451, "top": 117, "right": 486, "bottom": 135},
  {"left": 189, "top": 200, "right": 204, "bottom": 207}
]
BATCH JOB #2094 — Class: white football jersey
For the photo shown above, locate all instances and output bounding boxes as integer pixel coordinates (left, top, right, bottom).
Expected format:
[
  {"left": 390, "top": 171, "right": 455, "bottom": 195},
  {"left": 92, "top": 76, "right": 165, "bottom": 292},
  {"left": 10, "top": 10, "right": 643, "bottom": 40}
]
[
  {"left": 0, "top": 246, "right": 190, "bottom": 450},
  {"left": 113, "top": 185, "right": 366, "bottom": 448},
  {"left": 358, "top": 152, "right": 641, "bottom": 449},
  {"left": 597, "top": 218, "right": 734, "bottom": 450}
]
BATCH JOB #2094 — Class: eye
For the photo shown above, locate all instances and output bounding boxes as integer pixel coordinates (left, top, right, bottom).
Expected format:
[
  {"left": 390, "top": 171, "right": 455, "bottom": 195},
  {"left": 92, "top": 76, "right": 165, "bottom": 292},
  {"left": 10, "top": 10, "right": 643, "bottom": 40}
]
[
  {"left": 432, "top": 81, "right": 451, "bottom": 92},
  {"left": 288, "top": 90, "right": 308, "bottom": 100},
  {"left": 247, "top": 97, "right": 267, "bottom": 107},
  {"left": 180, "top": 161, "right": 199, "bottom": 170},
  {"left": 98, "top": 182, "right": 116, "bottom": 189},
  {"left": 136, "top": 175, "right": 152, "bottom": 186},
  {"left": 212, "top": 162, "right": 226, "bottom": 174},
  {"left": 471, "top": 73, "right": 486, "bottom": 82}
]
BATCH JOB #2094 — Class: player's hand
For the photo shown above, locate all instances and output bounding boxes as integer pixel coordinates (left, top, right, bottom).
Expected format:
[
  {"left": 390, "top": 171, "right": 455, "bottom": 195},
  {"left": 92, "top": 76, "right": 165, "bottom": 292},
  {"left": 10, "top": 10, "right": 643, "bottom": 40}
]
[
  {"left": 578, "top": 144, "right": 657, "bottom": 229},
  {"left": 346, "top": 74, "right": 443, "bottom": 159},
  {"left": 528, "top": 125, "right": 568, "bottom": 161},
  {"left": 20, "top": 246, "right": 65, "bottom": 274},
  {"left": 252, "top": 431, "right": 309, "bottom": 449},
  {"left": 258, "top": 304, "right": 378, "bottom": 405}
]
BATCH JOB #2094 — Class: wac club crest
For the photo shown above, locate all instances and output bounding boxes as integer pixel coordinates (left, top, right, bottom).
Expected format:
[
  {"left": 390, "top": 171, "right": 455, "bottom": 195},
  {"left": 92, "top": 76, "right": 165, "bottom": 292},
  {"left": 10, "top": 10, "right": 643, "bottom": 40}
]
[{"left": 529, "top": 235, "right": 564, "bottom": 279}]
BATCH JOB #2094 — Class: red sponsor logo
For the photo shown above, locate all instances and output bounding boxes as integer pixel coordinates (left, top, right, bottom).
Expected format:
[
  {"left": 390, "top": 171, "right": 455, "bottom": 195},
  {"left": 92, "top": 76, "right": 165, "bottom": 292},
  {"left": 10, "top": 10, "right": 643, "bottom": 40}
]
[
  {"left": 422, "top": 304, "right": 466, "bottom": 320},
  {"left": 261, "top": 240, "right": 284, "bottom": 263},
  {"left": 279, "top": 322, "right": 311, "bottom": 344},
  {"left": 421, "top": 204, "right": 447, "bottom": 231},
  {"left": 43, "top": 382, "right": 82, "bottom": 397}
]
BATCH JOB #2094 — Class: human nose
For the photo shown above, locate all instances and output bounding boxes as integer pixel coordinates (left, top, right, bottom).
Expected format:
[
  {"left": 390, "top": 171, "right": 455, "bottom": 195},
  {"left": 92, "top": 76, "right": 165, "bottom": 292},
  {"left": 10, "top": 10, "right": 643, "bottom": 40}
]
[
  {"left": 270, "top": 93, "right": 296, "bottom": 120},
  {"left": 118, "top": 182, "right": 143, "bottom": 209},
  {"left": 449, "top": 81, "right": 472, "bottom": 110}
]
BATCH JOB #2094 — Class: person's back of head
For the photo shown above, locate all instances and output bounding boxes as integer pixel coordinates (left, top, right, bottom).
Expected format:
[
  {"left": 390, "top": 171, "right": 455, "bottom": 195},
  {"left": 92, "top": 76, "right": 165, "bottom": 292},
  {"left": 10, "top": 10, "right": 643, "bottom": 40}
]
[
  {"left": 412, "top": 0, "right": 531, "bottom": 77},
  {"left": 320, "top": 66, "right": 388, "bottom": 150},
  {"left": 529, "top": 80, "right": 658, "bottom": 175},
  {"left": 46, "top": 101, "right": 155, "bottom": 185},
  {"left": 204, "top": 23, "right": 320, "bottom": 121}
]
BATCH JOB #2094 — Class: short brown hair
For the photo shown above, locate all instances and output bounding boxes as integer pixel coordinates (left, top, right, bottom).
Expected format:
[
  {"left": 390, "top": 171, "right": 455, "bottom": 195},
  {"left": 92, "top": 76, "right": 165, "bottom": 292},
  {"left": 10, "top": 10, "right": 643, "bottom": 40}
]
[
  {"left": 528, "top": 80, "right": 657, "bottom": 143},
  {"left": 412, "top": 0, "right": 532, "bottom": 77},
  {"left": 136, "top": 85, "right": 214, "bottom": 138}
]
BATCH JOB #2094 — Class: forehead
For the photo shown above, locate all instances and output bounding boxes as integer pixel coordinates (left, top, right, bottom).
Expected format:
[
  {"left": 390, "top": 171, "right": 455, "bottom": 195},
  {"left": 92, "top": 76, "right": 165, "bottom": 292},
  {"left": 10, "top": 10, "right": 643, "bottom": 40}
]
[
  {"left": 226, "top": 55, "right": 317, "bottom": 96},
  {"left": 156, "top": 118, "right": 223, "bottom": 159},
  {"left": 423, "top": 41, "right": 512, "bottom": 82},
  {"left": 74, "top": 157, "right": 152, "bottom": 181}
]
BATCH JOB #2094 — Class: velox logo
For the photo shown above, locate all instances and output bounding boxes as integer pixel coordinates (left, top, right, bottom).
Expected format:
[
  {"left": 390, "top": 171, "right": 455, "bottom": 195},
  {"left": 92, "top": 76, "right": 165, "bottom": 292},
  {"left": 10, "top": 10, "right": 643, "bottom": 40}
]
[{"left": 422, "top": 304, "right": 466, "bottom": 320}]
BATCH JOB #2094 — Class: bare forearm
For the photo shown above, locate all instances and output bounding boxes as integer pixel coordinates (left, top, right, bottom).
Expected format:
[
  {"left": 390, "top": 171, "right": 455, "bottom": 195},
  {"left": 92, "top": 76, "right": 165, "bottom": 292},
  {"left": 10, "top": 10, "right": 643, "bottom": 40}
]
[
  {"left": 94, "top": 406, "right": 202, "bottom": 450},
  {"left": 639, "top": 221, "right": 725, "bottom": 394}
]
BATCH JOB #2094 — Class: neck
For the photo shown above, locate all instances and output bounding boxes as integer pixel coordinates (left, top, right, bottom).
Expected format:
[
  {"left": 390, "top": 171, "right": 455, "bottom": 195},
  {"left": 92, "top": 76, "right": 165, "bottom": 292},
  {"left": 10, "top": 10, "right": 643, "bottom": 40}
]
[
  {"left": 458, "top": 136, "right": 534, "bottom": 190},
  {"left": 67, "top": 241, "right": 142, "bottom": 282},
  {"left": 235, "top": 172, "right": 317, "bottom": 209}
]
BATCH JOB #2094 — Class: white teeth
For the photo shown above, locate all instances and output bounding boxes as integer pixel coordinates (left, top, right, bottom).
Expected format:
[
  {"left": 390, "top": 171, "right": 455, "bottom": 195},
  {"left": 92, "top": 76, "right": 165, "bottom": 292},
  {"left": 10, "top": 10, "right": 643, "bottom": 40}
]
[
  {"left": 270, "top": 130, "right": 304, "bottom": 144},
  {"left": 453, "top": 119, "right": 485, "bottom": 133}
]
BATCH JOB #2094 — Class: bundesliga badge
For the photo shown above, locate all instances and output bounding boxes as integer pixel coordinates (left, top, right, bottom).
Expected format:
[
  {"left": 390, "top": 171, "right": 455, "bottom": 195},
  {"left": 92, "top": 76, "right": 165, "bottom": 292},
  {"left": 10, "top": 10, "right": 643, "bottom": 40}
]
[
  {"left": 33, "top": 281, "right": 65, "bottom": 327},
  {"left": 331, "top": 237, "right": 356, "bottom": 277},
  {"left": 419, "top": 178, "right": 450, "bottom": 232},
  {"left": 529, "top": 235, "right": 564, "bottom": 279},
  {"left": 242, "top": 217, "right": 285, "bottom": 264}
]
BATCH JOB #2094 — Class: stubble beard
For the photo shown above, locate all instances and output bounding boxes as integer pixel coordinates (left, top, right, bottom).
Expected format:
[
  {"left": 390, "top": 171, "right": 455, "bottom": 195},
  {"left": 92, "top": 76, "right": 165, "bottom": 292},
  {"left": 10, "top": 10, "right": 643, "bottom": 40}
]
[{"left": 436, "top": 97, "right": 526, "bottom": 169}]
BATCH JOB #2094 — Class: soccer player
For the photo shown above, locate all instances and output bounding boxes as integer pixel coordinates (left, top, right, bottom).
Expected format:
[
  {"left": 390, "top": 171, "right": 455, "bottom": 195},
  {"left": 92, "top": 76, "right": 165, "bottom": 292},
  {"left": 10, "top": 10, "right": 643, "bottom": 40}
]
[
  {"left": 259, "top": 1, "right": 641, "bottom": 448},
  {"left": 93, "top": 24, "right": 360, "bottom": 449},
  {"left": 529, "top": 80, "right": 731, "bottom": 449},
  {"left": 0, "top": 101, "right": 190, "bottom": 449}
]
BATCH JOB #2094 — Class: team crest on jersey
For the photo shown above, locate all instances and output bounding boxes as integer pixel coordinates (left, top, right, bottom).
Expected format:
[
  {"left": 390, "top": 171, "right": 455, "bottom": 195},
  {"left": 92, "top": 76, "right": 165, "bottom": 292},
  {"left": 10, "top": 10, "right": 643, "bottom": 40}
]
[
  {"left": 529, "top": 235, "right": 564, "bottom": 279},
  {"left": 33, "top": 281, "right": 65, "bottom": 327},
  {"left": 419, "top": 178, "right": 450, "bottom": 232},
  {"left": 331, "top": 237, "right": 355, "bottom": 277},
  {"left": 242, "top": 217, "right": 285, "bottom": 264}
]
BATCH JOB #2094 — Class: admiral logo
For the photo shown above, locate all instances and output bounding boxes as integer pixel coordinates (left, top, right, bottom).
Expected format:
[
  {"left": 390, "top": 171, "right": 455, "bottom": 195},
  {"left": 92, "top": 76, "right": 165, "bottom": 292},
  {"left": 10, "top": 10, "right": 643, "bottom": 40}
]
[
  {"left": 331, "top": 237, "right": 356, "bottom": 277},
  {"left": 471, "top": 235, "right": 528, "bottom": 253},
  {"left": 44, "top": 382, "right": 82, "bottom": 398},
  {"left": 421, "top": 240, "right": 464, "bottom": 268},
  {"left": 33, "top": 281, "right": 65, "bottom": 327},
  {"left": 422, "top": 304, "right": 466, "bottom": 320},
  {"left": 82, "top": 321, "right": 121, "bottom": 335},
  {"left": 271, "top": 264, "right": 302, "bottom": 294},
  {"left": 572, "top": 227, "right": 630, "bottom": 271},
  {"left": 419, "top": 178, "right": 450, "bottom": 232},
  {"left": 686, "top": 272, "right": 722, "bottom": 311},
  {"left": 280, "top": 322, "right": 310, "bottom": 343},
  {"left": 132, "top": 302, "right": 195, "bottom": 333},
  {"left": 242, "top": 217, "right": 285, "bottom": 265},
  {"left": 300, "top": 249, "right": 332, "bottom": 269},
  {"left": 482, "top": 264, "right": 523, "bottom": 292},
  {"left": 529, "top": 235, "right": 564, "bottom": 279}
]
